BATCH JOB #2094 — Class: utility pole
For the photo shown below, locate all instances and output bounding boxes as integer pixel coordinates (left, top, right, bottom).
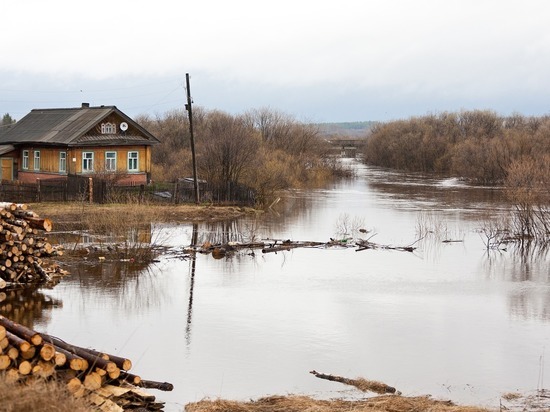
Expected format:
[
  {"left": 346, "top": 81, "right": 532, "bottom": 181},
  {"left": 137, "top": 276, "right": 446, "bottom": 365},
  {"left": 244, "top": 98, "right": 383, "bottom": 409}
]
[{"left": 185, "top": 73, "right": 200, "bottom": 204}]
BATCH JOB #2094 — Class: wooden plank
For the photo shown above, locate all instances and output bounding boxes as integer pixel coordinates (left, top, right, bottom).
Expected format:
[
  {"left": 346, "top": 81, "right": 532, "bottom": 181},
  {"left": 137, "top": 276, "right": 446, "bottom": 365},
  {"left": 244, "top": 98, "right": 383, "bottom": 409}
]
[{"left": 95, "top": 384, "right": 131, "bottom": 399}]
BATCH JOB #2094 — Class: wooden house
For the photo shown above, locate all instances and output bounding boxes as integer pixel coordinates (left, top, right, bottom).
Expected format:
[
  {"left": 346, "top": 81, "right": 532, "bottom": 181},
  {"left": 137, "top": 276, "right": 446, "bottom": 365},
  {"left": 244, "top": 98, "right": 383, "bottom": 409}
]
[{"left": 0, "top": 103, "right": 160, "bottom": 185}]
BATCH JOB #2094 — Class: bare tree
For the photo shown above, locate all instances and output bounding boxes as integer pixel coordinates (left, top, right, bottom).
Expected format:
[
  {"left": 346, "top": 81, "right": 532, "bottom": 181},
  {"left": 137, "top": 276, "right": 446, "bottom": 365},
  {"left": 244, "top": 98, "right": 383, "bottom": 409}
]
[{"left": 198, "top": 111, "right": 261, "bottom": 200}]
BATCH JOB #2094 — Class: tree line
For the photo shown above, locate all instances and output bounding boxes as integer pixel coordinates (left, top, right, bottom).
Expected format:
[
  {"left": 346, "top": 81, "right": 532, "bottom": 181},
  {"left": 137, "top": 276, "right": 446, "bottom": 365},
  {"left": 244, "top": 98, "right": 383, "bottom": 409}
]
[
  {"left": 363, "top": 110, "right": 550, "bottom": 185},
  {"left": 363, "top": 110, "right": 550, "bottom": 241},
  {"left": 136, "top": 107, "right": 349, "bottom": 205}
]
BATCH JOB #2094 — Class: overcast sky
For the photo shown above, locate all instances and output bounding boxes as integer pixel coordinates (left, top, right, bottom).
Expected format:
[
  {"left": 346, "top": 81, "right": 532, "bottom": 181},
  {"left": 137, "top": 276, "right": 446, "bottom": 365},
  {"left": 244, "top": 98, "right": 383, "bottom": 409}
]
[{"left": 2, "top": 0, "right": 550, "bottom": 123}]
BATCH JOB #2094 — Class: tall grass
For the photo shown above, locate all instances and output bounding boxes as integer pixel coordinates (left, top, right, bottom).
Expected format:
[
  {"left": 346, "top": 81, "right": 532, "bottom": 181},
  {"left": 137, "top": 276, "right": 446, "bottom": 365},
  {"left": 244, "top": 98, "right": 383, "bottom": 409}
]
[
  {"left": 68, "top": 201, "right": 169, "bottom": 262},
  {"left": 0, "top": 377, "right": 90, "bottom": 412}
]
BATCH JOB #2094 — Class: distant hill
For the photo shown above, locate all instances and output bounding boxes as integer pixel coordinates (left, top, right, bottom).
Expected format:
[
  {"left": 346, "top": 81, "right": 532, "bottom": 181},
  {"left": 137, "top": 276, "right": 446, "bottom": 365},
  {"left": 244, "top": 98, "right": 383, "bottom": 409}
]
[{"left": 314, "top": 121, "right": 377, "bottom": 138}]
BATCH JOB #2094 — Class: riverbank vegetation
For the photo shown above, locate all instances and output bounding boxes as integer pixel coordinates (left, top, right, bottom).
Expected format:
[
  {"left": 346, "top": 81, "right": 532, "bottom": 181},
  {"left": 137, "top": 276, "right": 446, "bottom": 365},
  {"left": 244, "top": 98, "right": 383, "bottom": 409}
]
[
  {"left": 136, "top": 107, "right": 350, "bottom": 206},
  {"left": 0, "top": 376, "right": 90, "bottom": 412},
  {"left": 363, "top": 110, "right": 550, "bottom": 185},
  {"left": 0, "top": 373, "right": 495, "bottom": 412},
  {"left": 363, "top": 110, "right": 550, "bottom": 241}
]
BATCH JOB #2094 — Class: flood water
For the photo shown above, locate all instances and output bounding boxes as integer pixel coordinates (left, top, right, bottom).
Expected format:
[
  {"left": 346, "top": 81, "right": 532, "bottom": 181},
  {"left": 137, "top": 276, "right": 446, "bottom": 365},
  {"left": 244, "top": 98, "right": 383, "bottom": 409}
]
[{"left": 12, "top": 161, "right": 550, "bottom": 411}]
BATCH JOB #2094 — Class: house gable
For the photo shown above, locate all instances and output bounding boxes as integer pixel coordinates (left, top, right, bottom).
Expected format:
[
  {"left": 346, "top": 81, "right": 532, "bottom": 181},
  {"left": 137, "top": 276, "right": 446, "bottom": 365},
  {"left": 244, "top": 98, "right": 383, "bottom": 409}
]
[{"left": 74, "top": 111, "right": 157, "bottom": 146}]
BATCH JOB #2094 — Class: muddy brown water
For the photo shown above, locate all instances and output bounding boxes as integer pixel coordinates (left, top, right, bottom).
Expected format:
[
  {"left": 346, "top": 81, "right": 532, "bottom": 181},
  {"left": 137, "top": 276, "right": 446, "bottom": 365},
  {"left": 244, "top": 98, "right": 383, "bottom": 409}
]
[{"left": 14, "top": 161, "right": 550, "bottom": 411}]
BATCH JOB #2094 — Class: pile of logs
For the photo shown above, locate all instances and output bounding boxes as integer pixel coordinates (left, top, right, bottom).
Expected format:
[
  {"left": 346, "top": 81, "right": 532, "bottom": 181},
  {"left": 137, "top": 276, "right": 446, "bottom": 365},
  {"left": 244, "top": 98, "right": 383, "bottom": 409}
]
[
  {"left": 0, "top": 315, "right": 172, "bottom": 411},
  {"left": 0, "top": 202, "right": 67, "bottom": 289}
]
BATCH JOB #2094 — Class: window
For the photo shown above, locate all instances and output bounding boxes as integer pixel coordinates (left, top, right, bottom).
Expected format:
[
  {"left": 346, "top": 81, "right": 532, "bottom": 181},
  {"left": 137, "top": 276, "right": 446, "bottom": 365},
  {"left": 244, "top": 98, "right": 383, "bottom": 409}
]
[
  {"left": 59, "top": 152, "right": 67, "bottom": 173},
  {"left": 82, "top": 152, "right": 94, "bottom": 172},
  {"left": 33, "top": 151, "right": 40, "bottom": 171},
  {"left": 22, "top": 150, "right": 29, "bottom": 170},
  {"left": 101, "top": 123, "right": 116, "bottom": 134},
  {"left": 128, "top": 151, "right": 138, "bottom": 172},
  {"left": 105, "top": 151, "right": 117, "bottom": 171}
]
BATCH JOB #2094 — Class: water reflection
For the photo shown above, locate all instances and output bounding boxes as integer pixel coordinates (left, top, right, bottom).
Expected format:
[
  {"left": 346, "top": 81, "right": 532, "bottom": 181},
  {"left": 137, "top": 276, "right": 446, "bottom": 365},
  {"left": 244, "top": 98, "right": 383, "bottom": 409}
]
[
  {"left": 61, "top": 260, "right": 169, "bottom": 315},
  {"left": 483, "top": 242, "right": 550, "bottom": 283},
  {"left": 33, "top": 162, "right": 550, "bottom": 411},
  {"left": 185, "top": 224, "right": 198, "bottom": 349},
  {"left": 49, "top": 223, "right": 154, "bottom": 256},
  {"left": 481, "top": 242, "right": 550, "bottom": 321},
  {"left": 0, "top": 287, "right": 62, "bottom": 329}
]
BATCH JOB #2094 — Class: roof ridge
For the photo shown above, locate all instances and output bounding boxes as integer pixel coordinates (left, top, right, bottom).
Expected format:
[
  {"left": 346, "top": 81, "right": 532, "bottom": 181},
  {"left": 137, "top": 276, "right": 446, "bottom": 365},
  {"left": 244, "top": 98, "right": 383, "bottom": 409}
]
[{"left": 31, "top": 105, "right": 117, "bottom": 112}]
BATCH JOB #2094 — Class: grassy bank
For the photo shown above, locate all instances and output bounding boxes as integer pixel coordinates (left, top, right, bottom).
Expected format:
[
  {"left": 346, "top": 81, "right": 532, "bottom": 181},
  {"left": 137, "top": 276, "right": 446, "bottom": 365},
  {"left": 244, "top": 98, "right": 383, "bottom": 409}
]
[
  {"left": 0, "top": 375, "right": 493, "bottom": 412},
  {"left": 30, "top": 202, "right": 258, "bottom": 226},
  {"left": 185, "top": 395, "right": 493, "bottom": 412}
]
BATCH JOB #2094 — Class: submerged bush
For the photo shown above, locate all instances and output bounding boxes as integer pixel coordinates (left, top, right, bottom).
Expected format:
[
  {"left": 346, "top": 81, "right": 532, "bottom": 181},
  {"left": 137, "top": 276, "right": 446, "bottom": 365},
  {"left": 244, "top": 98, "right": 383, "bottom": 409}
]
[{"left": 505, "top": 155, "right": 550, "bottom": 240}]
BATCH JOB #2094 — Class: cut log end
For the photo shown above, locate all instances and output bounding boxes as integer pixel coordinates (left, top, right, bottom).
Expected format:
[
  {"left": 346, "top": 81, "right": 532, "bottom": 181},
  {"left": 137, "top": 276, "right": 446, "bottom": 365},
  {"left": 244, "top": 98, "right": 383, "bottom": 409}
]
[{"left": 84, "top": 371, "right": 103, "bottom": 391}]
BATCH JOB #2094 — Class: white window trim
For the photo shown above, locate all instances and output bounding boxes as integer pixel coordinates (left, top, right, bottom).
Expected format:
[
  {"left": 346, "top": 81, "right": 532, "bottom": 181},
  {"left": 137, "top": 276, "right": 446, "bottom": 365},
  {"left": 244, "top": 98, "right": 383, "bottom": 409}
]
[
  {"left": 82, "top": 152, "right": 94, "bottom": 173},
  {"left": 105, "top": 151, "right": 117, "bottom": 171},
  {"left": 33, "top": 150, "right": 40, "bottom": 171},
  {"left": 101, "top": 123, "right": 116, "bottom": 134},
  {"left": 22, "top": 150, "right": 29, "bottom": 170},
  {"left": 128, "top": 151, "right": 139, "bottom": 172},
  {"left": 59, "top": 152, "right": 67, "bottom": 173}
]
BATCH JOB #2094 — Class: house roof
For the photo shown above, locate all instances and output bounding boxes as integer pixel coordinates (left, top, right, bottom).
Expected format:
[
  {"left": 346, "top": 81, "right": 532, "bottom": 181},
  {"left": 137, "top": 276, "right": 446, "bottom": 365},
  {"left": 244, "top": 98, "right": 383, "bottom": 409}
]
[
  {"left": 0, "top": 104, "right": 160, "bottom": 147},
  {"left": 0, "top": 145, "right": 15, "bottom": 155}
]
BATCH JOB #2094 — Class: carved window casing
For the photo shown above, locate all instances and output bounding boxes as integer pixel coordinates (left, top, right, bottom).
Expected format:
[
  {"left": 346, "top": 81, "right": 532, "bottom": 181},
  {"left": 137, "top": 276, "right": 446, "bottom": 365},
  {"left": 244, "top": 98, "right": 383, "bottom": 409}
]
[{"left": 101, "top": 123, "right": 116, "bottom": 134}]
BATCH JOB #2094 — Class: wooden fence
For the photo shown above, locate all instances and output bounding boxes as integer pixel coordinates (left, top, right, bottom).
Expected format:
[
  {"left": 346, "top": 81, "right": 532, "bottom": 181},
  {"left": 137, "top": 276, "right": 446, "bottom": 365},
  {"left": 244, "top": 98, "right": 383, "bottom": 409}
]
[{"left": 0, "top": 177, "right": 256, "bottom": 206}]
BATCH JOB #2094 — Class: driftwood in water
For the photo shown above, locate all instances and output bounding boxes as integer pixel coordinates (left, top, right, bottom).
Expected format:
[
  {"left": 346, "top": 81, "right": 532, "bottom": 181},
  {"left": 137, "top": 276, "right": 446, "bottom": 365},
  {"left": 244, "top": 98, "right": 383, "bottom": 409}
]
[
  {"left": 261, "top": 240, "right": 325, "bottom": 254},
  {"left": 191, "top": 234, "right": 422, "bottom": 259},
  {"left": 355, "top": 234, "right": 420, "bottom": 253},
  {"left": 310, "top": 370, "right": 398, "bottom": 394},
  {"left": 194, "top": 238, "right": 351, "bottom": 258}
]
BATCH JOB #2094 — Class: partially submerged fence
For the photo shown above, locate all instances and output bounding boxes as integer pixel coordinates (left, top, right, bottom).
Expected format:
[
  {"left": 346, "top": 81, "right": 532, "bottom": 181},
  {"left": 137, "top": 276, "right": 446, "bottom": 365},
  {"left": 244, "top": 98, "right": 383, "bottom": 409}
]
[{"left": 0, "top": 176, "right": 256, "bottom": 206}]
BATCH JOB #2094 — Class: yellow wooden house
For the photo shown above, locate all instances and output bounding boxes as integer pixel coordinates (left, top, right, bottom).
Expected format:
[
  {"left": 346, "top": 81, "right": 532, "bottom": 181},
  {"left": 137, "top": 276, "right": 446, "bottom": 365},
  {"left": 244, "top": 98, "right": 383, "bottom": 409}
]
[{"left": 0, "top": 103, "right": 159, "bottom": 185}]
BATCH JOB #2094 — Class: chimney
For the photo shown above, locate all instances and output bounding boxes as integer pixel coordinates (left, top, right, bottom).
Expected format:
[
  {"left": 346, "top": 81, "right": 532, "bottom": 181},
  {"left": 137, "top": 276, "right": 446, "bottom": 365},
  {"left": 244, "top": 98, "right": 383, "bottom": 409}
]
[{"left": 81, "top": 102, "right": 90, "bottom": 108}]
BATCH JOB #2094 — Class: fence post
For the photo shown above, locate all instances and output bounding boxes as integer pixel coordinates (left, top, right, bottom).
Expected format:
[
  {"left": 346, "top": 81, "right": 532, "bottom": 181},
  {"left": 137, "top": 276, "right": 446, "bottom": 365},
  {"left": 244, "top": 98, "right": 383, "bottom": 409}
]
[
  {"left": 36, "top": 179, "right": 41, "bottom": 203},
  {"left": 139, "top": 184, "right": 144, "bottom": 204},
  {"left": 88, "top": 177, "right": 93, "bottom": 203},
  {"left": 173, "top": 181, "right": 179, "bottom": 205}
]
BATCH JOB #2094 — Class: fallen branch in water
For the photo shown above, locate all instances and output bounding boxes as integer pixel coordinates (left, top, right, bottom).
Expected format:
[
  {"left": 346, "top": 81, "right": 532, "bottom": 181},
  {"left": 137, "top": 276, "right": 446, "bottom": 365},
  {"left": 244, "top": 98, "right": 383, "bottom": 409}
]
[
  {"left": 189, "top": 235, "right": 423, "bottom": 259},
  {"left": 355, "top": 234, "right": 423, "bottom": 253},
  {"left": 309, "top": 370, "right": 398, "bottom": 394},
  {"left": 355, "top": 240, "right": 416, "bottom": 253}
]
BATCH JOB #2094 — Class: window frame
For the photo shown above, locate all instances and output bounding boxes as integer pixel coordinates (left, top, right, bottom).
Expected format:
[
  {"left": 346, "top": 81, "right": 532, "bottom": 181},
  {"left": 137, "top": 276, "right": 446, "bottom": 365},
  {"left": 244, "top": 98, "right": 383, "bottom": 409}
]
[
  {"left": 82, "top": 152, "right": 94, "bottom": 173},
  {"left": 101, "top": 123, "right": 116, "bottom": 134},
  {"left": 33, "top": 150, "right": 40, "bottom": 171},
  {"left": 105, "top": 151, "right": 117, "bottom": 172},
  {"left": 127, "top": 151, "right": 138, "bottom": 172},
  {"left": 22, "top": 150, "right": 29, "bottom": 170},
  {"left": 59, "top": 152, "right": 67, "bottom": 173}
]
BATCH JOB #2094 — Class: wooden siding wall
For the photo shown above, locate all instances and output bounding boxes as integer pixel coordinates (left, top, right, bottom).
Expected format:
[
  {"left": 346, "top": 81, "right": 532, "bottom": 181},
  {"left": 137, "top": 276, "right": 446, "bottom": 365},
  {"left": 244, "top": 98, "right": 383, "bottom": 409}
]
[
  {"left": 70, "top": 146, "right": 148, "bottom": 174},
  {"left": 25, "top": 148, "right": 65, "bottom": 174},
  {"left": 20, "top": 146, "right": 149, "bottom": 176}
]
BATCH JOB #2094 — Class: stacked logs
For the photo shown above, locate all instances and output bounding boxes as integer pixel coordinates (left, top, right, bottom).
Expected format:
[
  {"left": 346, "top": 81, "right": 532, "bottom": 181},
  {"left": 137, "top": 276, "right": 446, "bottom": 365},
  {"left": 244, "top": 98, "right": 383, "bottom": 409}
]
[
  {"left": 0, "top": 202, "right": 66, "bottom": 289},
  {"left": 0, "top": 315, "right": 171, "bottom": 411}
]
